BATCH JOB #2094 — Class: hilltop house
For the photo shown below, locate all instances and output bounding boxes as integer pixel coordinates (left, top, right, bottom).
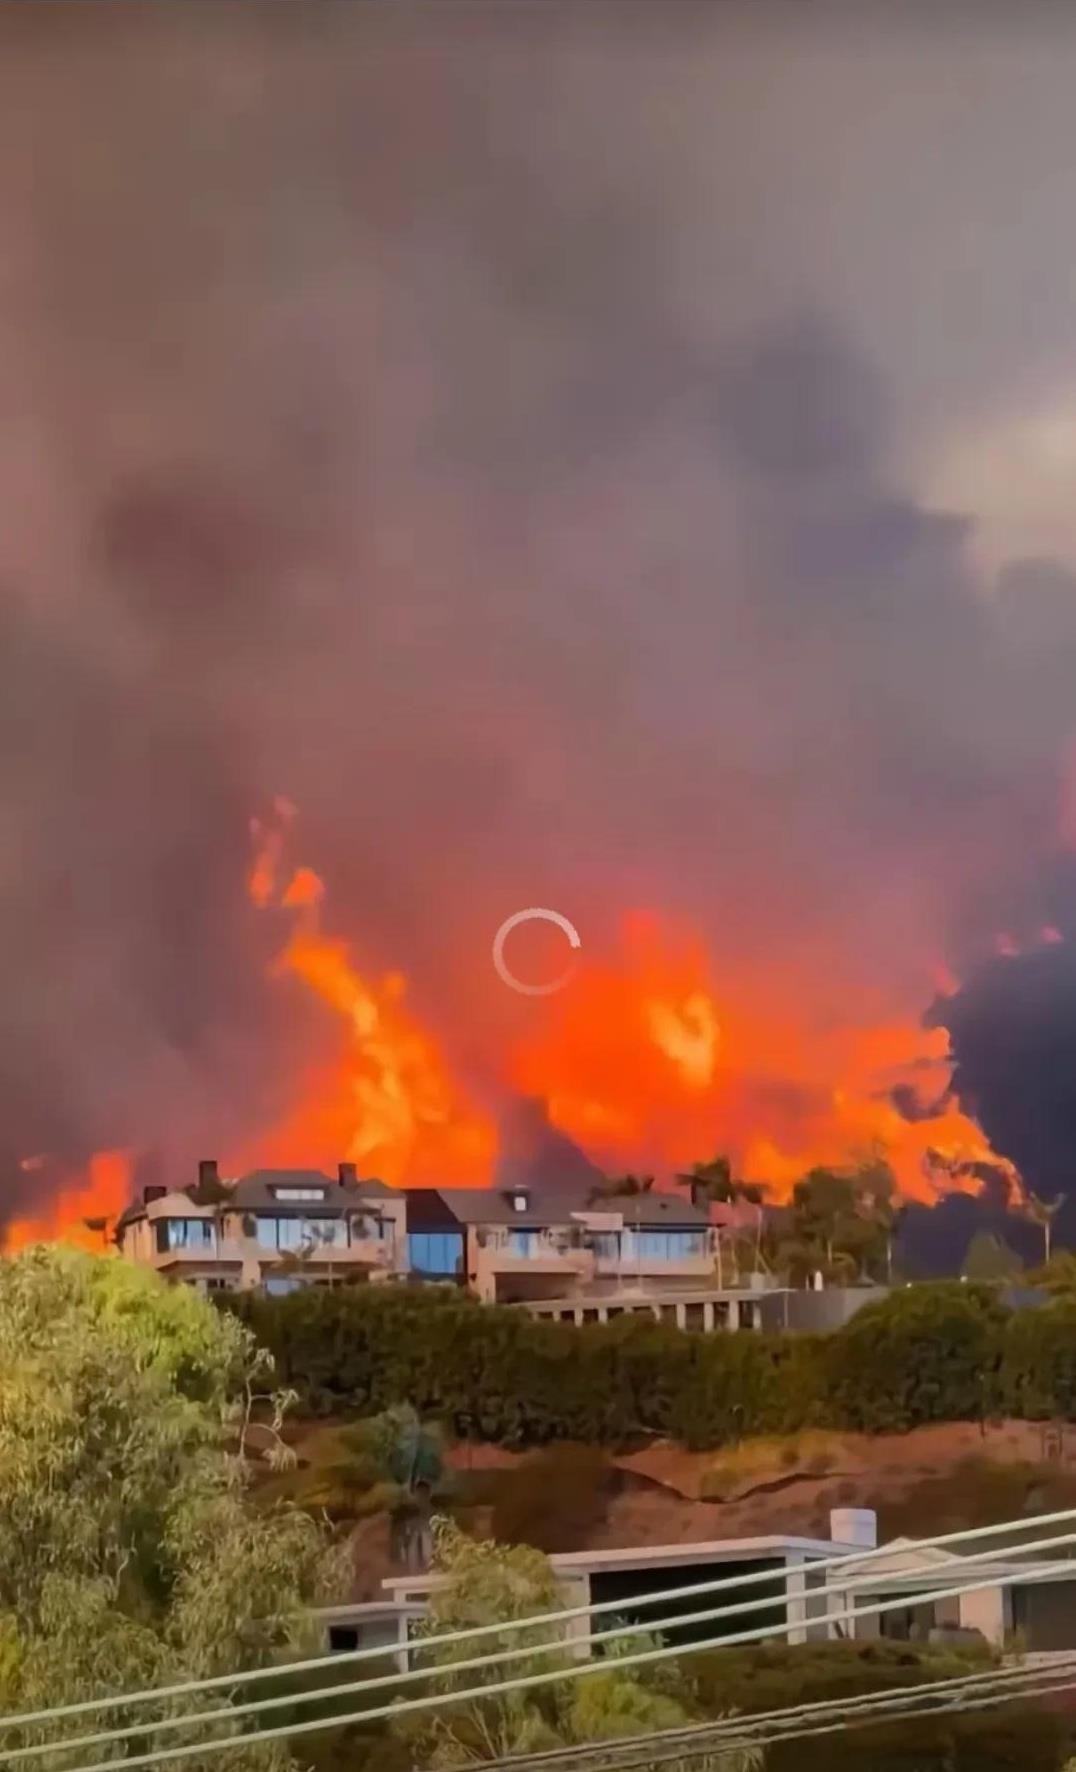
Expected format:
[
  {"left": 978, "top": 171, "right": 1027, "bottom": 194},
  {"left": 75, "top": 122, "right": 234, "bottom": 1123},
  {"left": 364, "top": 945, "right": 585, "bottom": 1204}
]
[
  {"left": 405, "top": 1180, "right": 716, "bottom": 1302},
  {"left": 114, "top": 1160, "right": 407, "bottom": 1293},
  {"left": 319, "top": 1506, "right": 1076, "bottom": 1664}
]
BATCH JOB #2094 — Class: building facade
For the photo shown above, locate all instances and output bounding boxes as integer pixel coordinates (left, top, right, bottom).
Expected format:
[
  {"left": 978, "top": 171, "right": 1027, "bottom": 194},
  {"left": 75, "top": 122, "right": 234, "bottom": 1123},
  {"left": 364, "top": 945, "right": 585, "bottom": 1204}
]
[
  {"left": 115, "top": 1160, "right": 408, "bottom": 1293},
  {"left": 404, "top": 1181, "right": 721, "bottom": 1308}
]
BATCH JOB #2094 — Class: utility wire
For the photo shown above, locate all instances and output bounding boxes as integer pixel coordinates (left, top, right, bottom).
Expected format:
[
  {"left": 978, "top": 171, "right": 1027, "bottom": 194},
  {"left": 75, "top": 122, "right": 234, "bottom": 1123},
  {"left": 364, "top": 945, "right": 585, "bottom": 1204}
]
[
  {"left": 39, "top": 1548, "right": 1076, "bottom": 1772},
  {"left": 7, "top": 1520, "right": 1076, "bottom": 1769},
  {"left": 459, "top": 1649, "right": 1076, "bottom": 1772},
  {"left": 1, "top": 1502, "right": 1072, "bottom": 1738}
]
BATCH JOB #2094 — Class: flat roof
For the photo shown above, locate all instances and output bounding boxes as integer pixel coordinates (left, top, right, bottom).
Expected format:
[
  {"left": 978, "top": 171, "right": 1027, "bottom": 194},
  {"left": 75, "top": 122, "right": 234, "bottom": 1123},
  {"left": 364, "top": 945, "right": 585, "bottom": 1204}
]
[{"left": 382, "top": 1533, "right": 847, "bottom": 1595}]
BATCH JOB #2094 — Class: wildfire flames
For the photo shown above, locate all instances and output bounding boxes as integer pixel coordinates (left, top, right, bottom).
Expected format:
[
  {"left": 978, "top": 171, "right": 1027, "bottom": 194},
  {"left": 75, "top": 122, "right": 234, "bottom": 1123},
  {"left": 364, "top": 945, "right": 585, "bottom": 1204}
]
[
  {"left": 228, "top": 817, "right": 1015, "bottom": 1206},
  {"left": 3, "top": 809, "right": 1022, "bottom": 1250},
  {"left": 4, "top": 1150, "right": 134, "bottom": 1253}
]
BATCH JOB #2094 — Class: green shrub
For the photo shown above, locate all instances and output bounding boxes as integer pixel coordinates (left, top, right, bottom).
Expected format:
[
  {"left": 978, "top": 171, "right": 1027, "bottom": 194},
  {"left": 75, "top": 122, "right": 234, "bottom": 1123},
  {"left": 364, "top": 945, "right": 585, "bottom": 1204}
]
[
  {"left": 224, "top": 1278, "right": 1074, "bottom": 1450},
  {"left": 824, "top": 1283, "right": 1009, "bottom": 1433},
  {"left": 1001, "top": 1296, "right": 1076, "bottom": 1420},
  {"left": 690, "top": 1640, "right": 1064, "bottom": 1772}
]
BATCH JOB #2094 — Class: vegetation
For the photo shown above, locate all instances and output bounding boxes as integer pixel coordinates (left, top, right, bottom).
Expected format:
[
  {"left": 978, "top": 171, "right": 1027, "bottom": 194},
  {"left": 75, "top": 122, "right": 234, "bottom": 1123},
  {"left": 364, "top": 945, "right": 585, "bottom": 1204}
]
[
  {"left": 690, "top": 1640, "right": 1065, "bottom": 1772},
  {"left": 392, "top": 1521, "right": 759, "bottom": 1772},
  {"left": 230, "top": 1275, "right": 1076, "bottom": 1448},
  {"left": 0, "top": 1245, "right": 339, "bottom": 1765},
  {"left": 961, "top": 1229, "right": 1023, "bottom": 1282}
]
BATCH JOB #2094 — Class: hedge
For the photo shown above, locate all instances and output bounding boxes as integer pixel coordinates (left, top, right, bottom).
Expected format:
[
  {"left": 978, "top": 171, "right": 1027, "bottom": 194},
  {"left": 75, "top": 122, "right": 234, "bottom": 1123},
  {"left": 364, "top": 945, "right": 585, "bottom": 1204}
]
[
  {"left": 224, "top": 1280, "right": 1076, "bottom": 1449},
  {"left": 690, "top": 1640, "right": 1066, "bottom": 1772}
]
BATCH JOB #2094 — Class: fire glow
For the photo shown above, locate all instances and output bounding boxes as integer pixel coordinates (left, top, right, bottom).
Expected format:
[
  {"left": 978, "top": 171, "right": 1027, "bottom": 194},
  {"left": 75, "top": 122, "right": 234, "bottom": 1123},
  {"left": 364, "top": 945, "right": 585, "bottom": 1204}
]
[
  {"left": 229, "top": 816, "right": 1013, "bottom": 1206},
  {"left": 3, "top": 810, "right": 1020, "bottom": 1251}
]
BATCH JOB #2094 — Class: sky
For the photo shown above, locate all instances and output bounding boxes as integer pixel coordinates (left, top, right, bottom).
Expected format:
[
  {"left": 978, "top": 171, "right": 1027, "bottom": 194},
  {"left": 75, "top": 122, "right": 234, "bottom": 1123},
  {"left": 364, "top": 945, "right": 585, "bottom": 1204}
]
[{"left": 2, "top": 4, "right": 1076, "bottom": 1220}]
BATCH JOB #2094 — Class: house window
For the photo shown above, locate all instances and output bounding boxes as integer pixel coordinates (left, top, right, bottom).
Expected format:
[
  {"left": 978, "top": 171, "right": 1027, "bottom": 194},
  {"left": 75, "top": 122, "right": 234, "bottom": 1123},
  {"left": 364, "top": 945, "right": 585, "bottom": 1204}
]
[
  {"left": 626, "top": 1230, "right": 707, "bottom": 1262},
  {"left": 511, "top": 1192, "right": 529, "bottom": 1213},
  {"left": 507, "top": 1229, "right": 541, "bottom": 1257},
  {"left": 407, "top": 1231, "right": 464, "bottom": 1276},
  {"left": 255, "top": 1215, "right": 348, "bottom": 1250},
  {"left": 591, "top": 1232, "right": 621, "bottom": 1261},
  {"left": 351, "top": 1214, "right": 385, "bottom": 1241},
  {"left": 156, "top": 1218, "right": 214, "bottom": 1253},
  {"left": 271, "top": 1187, "right": 327, "bottom": 1203}
]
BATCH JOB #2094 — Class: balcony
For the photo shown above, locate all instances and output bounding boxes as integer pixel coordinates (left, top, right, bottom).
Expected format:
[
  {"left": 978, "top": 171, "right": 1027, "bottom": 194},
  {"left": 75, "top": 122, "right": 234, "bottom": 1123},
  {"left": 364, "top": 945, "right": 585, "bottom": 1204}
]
[
  {"left": 477, "top": 1227, "right": 595, "bottom": 1277},
  {"left": 591, "top": 1229, "right": 715, "bottom": 1282}
]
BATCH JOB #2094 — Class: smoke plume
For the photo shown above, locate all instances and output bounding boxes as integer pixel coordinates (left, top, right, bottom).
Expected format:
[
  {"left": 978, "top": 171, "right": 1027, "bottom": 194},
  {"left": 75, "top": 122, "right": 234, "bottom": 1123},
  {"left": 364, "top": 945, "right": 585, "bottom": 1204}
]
[{"left": 2, "top": 5, "right": 1076, "bottom": 1223}]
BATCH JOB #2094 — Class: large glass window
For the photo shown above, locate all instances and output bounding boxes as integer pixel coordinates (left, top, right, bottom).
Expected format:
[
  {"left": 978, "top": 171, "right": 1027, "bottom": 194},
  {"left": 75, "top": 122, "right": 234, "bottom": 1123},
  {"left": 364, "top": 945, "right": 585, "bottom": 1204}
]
[
  {"left": 156, "top": 1218, "right": 214, "bottom": 1253},
  {"left": 507, "top": 1228, "right": 542, "bottom": 1257},
  {"left": 407, "top": 1231, "right": 463, "bottom": 1275},
  {"left": 625, "top": 1230, "right": 708, "bottom": 1262},
  {"left": 590, "top": 1232, "right": 621, "bottom": 1261},
  {"left": 255, "top": 1215, "right": 348, "bottom": 1250}
]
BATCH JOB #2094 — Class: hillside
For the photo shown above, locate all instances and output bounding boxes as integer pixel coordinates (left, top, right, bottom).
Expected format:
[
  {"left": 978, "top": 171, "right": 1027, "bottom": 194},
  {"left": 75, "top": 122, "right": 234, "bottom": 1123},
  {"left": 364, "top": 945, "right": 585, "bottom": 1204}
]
[{"left": 269, "top": 1416, "right": 1076, "bottom": 1600}]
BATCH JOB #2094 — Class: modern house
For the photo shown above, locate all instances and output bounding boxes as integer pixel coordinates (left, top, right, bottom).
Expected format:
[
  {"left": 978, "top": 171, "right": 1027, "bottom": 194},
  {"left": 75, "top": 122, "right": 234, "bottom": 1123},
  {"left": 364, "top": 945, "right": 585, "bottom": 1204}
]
[
  {"left": 403, "top": 1180, "right": 721, "bottom": 1309},
  {"left": 114, "top": 1160, "right": 408, "bottom": 1293},
  {"left": 113, "top": 1162, "right": 884, "bottom": 1331},
  {"left": 318, "top": 1507, "right": 1076, "bottom": 1664}
]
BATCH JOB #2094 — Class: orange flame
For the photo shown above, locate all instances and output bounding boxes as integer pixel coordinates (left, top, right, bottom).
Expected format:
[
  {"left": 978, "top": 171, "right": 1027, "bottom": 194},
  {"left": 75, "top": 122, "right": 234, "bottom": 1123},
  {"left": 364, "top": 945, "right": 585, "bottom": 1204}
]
[
  {"left": 3, "top": 1149, "right": 134, "bottom": 1253},
  {"left": 237, "top": 834, "right": 495, "bottom": 1186},
  {"left": 509, "top": 915, "right": 1008, "bottom": 1202}
]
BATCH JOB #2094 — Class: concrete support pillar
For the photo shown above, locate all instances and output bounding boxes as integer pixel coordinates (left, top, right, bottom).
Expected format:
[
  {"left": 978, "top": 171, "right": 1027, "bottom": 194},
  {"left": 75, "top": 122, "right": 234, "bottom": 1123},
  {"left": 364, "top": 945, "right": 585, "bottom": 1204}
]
[
  {"left": 675, "top": 1302, "right": 687, "bottom": 1329},
  {"left": 785, "top": 1557, "right": 808, "bottom": 1645},
  {"left": 728, "top": 1299, "right": 740, "bottom": 1331},
  {"left": 703, "top": 1300, "right": 715, "bottom": 1333}
]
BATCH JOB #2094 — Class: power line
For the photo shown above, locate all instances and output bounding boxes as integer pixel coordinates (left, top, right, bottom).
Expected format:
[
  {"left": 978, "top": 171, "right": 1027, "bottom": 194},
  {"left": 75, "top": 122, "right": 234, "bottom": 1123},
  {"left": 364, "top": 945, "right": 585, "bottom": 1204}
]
[
  {"left": 2, "top": 1501, "right": 1072, "bottom": 1738},
  {"left": 463, "top": 1651, "right": 1076, "bottom": 1772},
  {"left": 8, "top": 1520, "right": 1076, "bottom": 1769},
  {"left": 36, "top": 1546, "right": 1076, "bottom": 1772}
]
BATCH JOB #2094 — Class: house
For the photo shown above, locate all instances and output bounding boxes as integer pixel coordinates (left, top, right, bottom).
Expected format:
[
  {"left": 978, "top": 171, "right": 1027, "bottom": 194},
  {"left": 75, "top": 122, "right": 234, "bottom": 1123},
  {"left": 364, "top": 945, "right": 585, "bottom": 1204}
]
[
  {"left": 114, "top": 1159, "right": 408, "bottom": 1293},
  {"left": 320, "top": 1506, "right": 1076, "bottom": 1663},
  {"left": 403, "top": 1181, "right": 720, "bottom": 1309},
  {"left": 827, "top": 1516, "right": 1076, "bottom": 1648},
  {"left": 366, "top": 1526, "right": 850, "bottom": 1665}
]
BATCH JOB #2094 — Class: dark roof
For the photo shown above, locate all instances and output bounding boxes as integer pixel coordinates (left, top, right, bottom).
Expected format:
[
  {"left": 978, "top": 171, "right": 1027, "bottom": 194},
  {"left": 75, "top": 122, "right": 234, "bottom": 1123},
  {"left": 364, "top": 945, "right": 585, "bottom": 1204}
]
[
  {"left": 408, "top": 1184, "right": 709, "bottom": 1230},
  {"left": 117, "top": 1168, "right": 394, "bottom": 1229}
]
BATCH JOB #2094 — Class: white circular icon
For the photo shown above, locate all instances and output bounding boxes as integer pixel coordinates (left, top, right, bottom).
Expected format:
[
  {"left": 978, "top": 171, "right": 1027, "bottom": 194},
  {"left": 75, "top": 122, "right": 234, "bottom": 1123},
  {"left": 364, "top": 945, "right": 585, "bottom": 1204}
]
[{"left": 492, "top": 908, "right": 582, "bottom": 997}]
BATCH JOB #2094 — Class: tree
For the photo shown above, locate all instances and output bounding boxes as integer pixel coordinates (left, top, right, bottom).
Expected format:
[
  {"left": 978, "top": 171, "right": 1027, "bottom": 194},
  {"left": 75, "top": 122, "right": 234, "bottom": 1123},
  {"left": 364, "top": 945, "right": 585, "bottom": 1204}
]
[
  {"left": 300, "top": 1404, "right": 449, "bottom": 1567},
  {"left": 1027, "top": 1249, "right": 1076, "bottom": 1294},
  {"left": 1025, "top": 1191, "right": 1065, "bottom": 1265},
  {"left": 395, "top": 1520, "right": 759, "bottom": 1772},
  {"left": 783, "top": 1161, "right": 896, "bottom": 1284},
  {"left": 0, "top": 1244, "right": 339, "bottom": 1761},
  {"left": 591, "top": 1173, "right": 656, "bottom": 1200},
  {"left": 677, "top": 1155, "right": 764, "bottom": 1207},
  {"left": 961, "top": 1230, "right": 1023, "bottom": 1283}
]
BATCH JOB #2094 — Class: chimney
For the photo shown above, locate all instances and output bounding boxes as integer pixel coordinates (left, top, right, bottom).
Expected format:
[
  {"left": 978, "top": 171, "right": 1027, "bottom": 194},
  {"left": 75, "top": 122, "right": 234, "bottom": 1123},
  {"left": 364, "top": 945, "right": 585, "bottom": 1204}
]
[
  {"left": 830, "top": 1507, "right": 877, "bottom": 1550},
  {"left": 198, "top": 1159, "right": 219, "bottom": 1190},
  {"left": 338, "top": 1161, "right": 358, "bottom": 1187}
]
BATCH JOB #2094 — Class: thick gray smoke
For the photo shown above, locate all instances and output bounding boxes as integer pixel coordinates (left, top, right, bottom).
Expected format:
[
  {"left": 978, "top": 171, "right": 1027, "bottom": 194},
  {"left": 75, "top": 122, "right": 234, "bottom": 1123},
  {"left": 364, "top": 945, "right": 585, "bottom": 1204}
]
[{"left": 2, "top": 4, "right": 1076, "bottom": 1214}]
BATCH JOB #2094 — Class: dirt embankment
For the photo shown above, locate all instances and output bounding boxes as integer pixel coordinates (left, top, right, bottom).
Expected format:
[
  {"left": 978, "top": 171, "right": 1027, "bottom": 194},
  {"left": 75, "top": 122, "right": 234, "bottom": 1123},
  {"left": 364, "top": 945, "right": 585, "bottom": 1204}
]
[{"left": 283, "top": 1417, "right": 1076, "bottom": 1599}]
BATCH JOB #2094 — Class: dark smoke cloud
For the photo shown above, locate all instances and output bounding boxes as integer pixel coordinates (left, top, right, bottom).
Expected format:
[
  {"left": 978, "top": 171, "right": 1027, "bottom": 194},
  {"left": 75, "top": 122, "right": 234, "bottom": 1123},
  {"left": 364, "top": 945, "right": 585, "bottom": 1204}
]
[{"left": 1, "top": 5, "right": 1076, "bottom": 1216}]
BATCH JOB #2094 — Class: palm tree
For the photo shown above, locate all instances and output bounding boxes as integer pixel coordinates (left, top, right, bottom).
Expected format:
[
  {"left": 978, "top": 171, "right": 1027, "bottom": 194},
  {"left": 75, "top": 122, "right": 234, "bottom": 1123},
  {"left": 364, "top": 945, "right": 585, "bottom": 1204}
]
[
  {"left": 1024, "top": 1191, "right": 1065, "bottom": 1265},
  {"left": 676, "top": 1156, "right": 770, "bottom": 1288},
  {"left": 590, "top": 1172, "right": 655, "bottom": 1200}
]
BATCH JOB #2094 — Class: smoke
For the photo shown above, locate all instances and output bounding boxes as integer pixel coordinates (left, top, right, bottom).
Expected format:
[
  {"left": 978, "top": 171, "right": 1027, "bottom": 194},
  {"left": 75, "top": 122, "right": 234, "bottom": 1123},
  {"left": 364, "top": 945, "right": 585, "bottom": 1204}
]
[{"left": 2, "top": 5, "right": 1076, "bottom": 1217}]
